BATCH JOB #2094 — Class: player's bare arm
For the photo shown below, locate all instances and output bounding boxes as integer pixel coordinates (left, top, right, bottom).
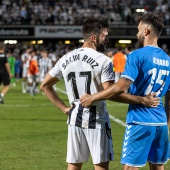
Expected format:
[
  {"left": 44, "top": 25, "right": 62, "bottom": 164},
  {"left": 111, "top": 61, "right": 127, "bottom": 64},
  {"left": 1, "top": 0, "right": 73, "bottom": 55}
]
[
  {"left": 80, "top": 77, "right": 160, "bottom": 107},
  {"left": 102, "top": 80, "right": 159, "bottom": 107},
  {"left": 80, "top": 78, "right": 131, "bottom": 107},
  {"left": 5, "top": 62, "right": 12, "bottom": 78},
  {"left": 111, "top": 92, "right": 160, "bottom": 108},
  {"left": 40, "top": 73, "right": 71, "bottom": 115}
]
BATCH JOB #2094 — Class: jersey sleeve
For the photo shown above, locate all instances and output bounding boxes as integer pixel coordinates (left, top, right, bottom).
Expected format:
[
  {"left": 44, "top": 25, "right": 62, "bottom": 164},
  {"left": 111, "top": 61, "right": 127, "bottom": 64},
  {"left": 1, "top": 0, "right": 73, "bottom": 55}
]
[
  {"left": 121, "top": 50, "right": 140, "bottom": 82},
  {"left": 49, "top": 60, "right": 63, "bottom": 80},
  {"left": 101, "top": 58, "right": 115, "bottom": 83},
  {"left": 21, "top": 54, "right": 26, "bottom": 61}
]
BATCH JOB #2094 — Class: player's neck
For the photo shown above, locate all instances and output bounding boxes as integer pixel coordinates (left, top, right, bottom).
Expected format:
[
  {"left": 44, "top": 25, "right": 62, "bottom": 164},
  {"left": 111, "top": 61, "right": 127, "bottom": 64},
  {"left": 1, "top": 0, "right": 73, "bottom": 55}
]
[
  {"left": 144, "top": 40, "right": 158, "bottom": 47},
  {"left": 82, "top": 41, "right": 96, "bottom": 50}
]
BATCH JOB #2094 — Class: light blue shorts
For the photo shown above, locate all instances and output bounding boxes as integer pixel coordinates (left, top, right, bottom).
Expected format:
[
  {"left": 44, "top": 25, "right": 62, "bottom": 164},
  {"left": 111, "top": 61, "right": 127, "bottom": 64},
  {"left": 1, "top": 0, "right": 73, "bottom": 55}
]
[{"left": 121, "top": 124, "right": 169, "bottom": 167}]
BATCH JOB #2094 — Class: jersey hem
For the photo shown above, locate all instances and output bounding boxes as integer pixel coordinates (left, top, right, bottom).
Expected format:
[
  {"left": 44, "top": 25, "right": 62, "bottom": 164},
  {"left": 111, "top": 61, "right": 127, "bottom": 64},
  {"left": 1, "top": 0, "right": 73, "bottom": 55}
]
[
  {"left": 49, "top": 71, "right": 55, "bottom": 77},
  {"left": 129, "top": 121, "right": 167, "bottom": 126},
  {"left": 67, "top": 123, "right": 107, "bottom": 129},
  {"left": 148, "top": 160, "right": 169, "bottom": 164},
  {"left": 121, "top": 162, "right": 146, "bottom": 167},
  {"left": 101, "top": 78, "right": 115, "bottom": 83},
  {"left": 49, "top": 71, "right": 62, "bottom": 80}
]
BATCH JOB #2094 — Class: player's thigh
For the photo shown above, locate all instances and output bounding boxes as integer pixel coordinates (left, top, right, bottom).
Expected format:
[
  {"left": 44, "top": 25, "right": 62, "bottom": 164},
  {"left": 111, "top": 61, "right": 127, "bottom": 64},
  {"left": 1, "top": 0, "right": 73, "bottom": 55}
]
[
  {"left": 121, "top": 124, "right": 156, "bottom": 167},
  {"left": 148, "top": 125, "right": 169, "bottom": 164},
  {"left": 84, "top": 123, "right": 114, "bottom": 165},
  {"left": 67, "top": 125, "right": 90, "bottom": 164},
  {"left": 67, "top": 163, "right": 82, "bottom": 170},
  {"left": 94, "top": 161, "right": 109, "bottom": 170}
]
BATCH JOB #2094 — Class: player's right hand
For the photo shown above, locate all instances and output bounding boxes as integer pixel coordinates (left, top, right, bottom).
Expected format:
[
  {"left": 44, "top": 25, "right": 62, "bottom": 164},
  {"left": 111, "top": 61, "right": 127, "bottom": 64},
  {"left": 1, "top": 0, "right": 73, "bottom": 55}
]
[
  {"left": 143, "top": 93, "right": 160, "bottom": 107},
  {"left": 80, "top": 94, "right": 94, "bottom": 108}
]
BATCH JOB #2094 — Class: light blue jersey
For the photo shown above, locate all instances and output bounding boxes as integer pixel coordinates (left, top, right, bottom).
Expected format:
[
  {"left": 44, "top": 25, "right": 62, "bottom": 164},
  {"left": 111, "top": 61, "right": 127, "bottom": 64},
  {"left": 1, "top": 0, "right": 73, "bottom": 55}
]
[{"left": 121, "top": 45, "right": 170, "bottom": 125}]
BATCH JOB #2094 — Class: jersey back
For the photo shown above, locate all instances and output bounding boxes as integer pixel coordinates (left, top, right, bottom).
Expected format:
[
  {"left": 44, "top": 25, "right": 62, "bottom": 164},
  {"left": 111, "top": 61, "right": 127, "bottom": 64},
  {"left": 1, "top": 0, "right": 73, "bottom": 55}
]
[
  {"left": 49, "top": 47, "right": 114, "bottom": 129},
  {"left": 121, "top": 45, "right": 170, "bottom": 125}
]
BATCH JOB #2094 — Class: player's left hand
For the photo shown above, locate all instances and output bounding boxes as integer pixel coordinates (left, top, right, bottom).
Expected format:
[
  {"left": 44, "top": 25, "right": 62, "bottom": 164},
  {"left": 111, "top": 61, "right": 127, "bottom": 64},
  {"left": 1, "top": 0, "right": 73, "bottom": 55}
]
[
  {"left": 9, "top": 73, "right": 13, "bottom": 79},
  {"left": 143, "top": 93, "right": 160, "bottom": 107},
  {"left": 80, "top": 94, "right": 94, "bottom": 108}
]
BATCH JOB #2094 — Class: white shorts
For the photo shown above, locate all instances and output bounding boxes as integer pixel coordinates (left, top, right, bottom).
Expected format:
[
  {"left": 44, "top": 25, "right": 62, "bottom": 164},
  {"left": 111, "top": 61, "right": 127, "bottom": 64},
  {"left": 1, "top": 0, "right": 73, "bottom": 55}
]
[
  {"left": 22, "top": 64, "right": 27, "bottom": 78},
  {"left": 28, "top": 74, "right": 39, "bottom": 84},
  {"left": 66, "top": 125, "right": 114, "bottom": 164}
]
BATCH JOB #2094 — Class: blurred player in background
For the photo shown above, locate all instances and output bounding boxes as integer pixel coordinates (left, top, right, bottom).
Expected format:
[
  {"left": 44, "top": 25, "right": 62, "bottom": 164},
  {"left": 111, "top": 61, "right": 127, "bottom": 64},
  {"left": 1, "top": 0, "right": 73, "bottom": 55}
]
[
  {"left": 39, "top": 49, "right": 52, "bottom": 83},
  {"left": 26, "top": 49, "right": 39, "bottom": 96},
  {"left": 15, "top": 55, "right": 22, "bottom": 81},
  {"left": 80, "top": 13, "right": 170, "bottom": 170},
  {"left": 21, "top": 47, "right": 32, "bottom": 93},
  {"left": 7, "top": 51, "right": 16, "bottom": 87},
  {"left": 48, "top": 50, "right": 57, "bottom": 67},
  {"left": 112, "top": 47, "right": 127, "bottom": 82},
  {"left": 124, "top": 45, "right": 133, "bottom": 58},
  {"left": 0, "top": 43, "right": 12, "bottom": 104}
]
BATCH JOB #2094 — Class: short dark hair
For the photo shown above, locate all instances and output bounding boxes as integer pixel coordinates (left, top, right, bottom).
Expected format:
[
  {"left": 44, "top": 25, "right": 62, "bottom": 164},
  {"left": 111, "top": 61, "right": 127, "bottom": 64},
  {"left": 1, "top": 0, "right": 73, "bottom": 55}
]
[
  {"left": 82, "top": 18, "right": 109, "bottom": 40},
  {"left": 138, "top": 13, "right": 164, "bottom": 37}
]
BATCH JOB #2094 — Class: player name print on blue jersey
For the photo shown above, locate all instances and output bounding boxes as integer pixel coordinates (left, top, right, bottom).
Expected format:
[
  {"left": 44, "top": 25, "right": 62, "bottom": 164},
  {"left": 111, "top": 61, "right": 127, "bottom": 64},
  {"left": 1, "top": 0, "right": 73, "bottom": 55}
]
[
  {"left": 62, "top": 54, "right": 99, "bottom": 69},
  {"left": 153, "top": 57, "right": 169, "bottom": 66}
]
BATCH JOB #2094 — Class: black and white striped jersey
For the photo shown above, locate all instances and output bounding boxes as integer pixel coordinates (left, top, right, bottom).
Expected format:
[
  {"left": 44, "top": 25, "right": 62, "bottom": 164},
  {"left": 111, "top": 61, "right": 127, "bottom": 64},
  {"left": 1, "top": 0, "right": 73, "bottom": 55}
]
[
  {"left": 39, "top": 57, "right": 52, "bottom": 77},
  {"left": 49, "top": 47, "right": 114, "bottom": 129},
  {"left": 21, "top": 52, "right": 29, "bottom": 63}
]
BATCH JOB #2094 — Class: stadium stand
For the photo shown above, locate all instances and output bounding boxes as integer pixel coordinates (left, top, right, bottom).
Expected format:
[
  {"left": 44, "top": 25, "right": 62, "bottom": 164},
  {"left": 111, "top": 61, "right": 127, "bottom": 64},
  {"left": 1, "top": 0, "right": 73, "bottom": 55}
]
[{"left": 0, "top": 0, "right": 169, "bottom": 25}]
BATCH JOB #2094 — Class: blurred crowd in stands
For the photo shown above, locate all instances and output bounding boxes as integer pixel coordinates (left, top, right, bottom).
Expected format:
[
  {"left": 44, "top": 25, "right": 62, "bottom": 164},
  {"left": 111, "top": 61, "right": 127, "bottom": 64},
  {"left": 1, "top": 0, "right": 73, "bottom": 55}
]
[{"left": 0, "top": 0, "right": 170, "bottom": 25}]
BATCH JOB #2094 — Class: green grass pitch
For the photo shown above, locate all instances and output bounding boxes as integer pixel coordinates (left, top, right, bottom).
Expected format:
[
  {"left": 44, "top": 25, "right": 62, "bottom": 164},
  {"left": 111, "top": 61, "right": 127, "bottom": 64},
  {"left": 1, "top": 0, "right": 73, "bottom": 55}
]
[{"left": 0, "top": 80, "right": 170, "bottom": 170}]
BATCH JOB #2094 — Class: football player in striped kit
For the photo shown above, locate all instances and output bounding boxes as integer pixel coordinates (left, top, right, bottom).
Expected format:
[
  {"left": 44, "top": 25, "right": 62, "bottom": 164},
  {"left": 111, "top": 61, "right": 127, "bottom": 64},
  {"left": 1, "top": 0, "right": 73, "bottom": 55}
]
[
  {"left": 40, "top": 19, "right": 159, "bottom": 170},
  {"left": 39, "top": 49, "right": 52, "bottom": 83},
  {"left": 26, "top": 49, "right": 39, "bottom": 96},
  {"left": 21, "top": 47, "right": 32, "bottom": 93}
]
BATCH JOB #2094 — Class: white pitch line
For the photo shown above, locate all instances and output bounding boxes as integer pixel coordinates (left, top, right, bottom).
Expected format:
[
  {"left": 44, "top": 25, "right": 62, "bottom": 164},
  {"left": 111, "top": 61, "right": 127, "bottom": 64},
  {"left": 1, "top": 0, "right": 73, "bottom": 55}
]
[
  {"left": 56, "top": 87, "right": 67, "bottom": 94},
  {"left": 109, "top": 114, "right": 126, "bottom": 127},
  {"left": 0, "top": 104, "right": 52, "bottom": 107},
  {"left": 56, "top": 87, "right": 126, "bottom": 127}
]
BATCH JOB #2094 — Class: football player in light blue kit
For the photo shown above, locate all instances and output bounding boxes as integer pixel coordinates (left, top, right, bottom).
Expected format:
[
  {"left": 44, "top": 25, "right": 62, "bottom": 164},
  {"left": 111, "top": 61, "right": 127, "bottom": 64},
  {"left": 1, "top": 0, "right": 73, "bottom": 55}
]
[{"left": 80, "top": 13, "right": 170, "bottom": 170}]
